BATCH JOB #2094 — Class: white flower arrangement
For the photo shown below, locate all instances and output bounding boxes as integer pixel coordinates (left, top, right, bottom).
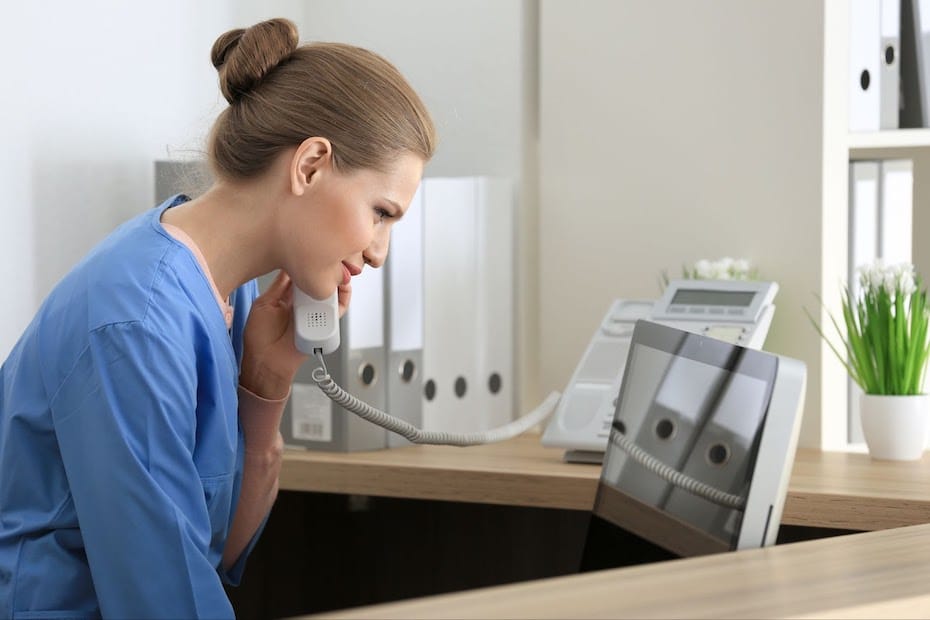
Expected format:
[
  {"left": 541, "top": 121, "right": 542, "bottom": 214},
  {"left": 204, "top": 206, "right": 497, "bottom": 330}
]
[{"left": 682, "top": 257, "right": 757, "bottom": 281}]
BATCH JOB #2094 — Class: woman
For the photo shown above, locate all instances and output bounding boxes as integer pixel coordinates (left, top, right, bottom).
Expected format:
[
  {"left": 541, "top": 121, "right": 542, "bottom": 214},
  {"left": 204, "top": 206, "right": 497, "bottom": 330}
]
[{"left": 0, "top": 18, "right": 435, "bottom": 618}]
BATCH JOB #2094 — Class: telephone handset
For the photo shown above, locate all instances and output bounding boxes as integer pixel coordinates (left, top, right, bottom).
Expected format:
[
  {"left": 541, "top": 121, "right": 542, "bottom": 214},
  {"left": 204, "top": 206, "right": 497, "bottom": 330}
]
[
  {"left": 291, "top": 287, "right": 559, "bottom": 446},
  {"left": 293, "top": 288, "right": 340, "bottom": 355}
]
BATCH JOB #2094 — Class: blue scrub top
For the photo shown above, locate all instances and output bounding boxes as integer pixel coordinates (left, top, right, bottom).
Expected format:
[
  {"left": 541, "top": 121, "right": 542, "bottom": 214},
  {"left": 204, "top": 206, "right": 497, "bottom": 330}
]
[{"left": 0, "top": 195, "right": 261, "bottom": 618}]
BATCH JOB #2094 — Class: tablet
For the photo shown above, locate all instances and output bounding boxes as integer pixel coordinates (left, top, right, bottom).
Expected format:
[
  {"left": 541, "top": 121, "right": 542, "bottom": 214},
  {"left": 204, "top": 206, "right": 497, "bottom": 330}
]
[{"left": 580, "top": 319, "right": 806, "bottom": 570}]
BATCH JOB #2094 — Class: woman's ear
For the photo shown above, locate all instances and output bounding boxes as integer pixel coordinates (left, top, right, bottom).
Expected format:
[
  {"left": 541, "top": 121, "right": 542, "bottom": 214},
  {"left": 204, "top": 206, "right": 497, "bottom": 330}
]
[{"left": 290, "top": 137, "right": 333, "bottom": 196}]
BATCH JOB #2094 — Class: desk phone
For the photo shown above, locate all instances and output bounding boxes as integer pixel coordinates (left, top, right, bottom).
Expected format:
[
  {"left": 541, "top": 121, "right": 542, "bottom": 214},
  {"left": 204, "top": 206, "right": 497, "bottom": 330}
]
[{"left": 541, "top": 279, "right": 778, "bottom": 463}]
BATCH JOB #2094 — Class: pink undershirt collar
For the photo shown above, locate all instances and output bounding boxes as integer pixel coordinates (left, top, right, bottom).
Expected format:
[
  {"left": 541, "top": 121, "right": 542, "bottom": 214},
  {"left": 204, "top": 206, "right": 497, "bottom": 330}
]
[{"left": 161, "top": 222, "right": 234, "bottom": 330}]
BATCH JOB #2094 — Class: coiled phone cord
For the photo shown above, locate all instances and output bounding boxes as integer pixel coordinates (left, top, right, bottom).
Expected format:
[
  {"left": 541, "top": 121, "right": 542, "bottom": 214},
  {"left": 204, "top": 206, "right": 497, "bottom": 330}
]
[
  {"left": 311, "top": 352, "right": 560, "bottom": 446},
  {"left": 311, "top": 352, "right": 744, "bottom": 509},
  {"left": 608, "top": 431, "right": 746, "bottom": 510}
]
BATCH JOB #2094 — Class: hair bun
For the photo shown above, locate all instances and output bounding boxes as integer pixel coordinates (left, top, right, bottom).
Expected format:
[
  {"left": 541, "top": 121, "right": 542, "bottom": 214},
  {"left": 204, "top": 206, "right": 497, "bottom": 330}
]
[{"left": 211, "top": 18, "right": 299, "bottom": 104}]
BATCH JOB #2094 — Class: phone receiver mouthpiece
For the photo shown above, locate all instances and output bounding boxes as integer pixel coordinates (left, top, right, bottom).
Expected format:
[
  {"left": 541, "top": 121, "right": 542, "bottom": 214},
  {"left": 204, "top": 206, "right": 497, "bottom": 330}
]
[{"left": 293, "top": 288, "right": 340, "bottom": 355}]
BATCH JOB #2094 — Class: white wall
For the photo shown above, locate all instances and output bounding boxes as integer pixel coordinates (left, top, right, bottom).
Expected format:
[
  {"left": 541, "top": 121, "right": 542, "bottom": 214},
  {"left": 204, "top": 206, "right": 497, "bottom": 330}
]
[{"left": 0, "top": 0, "right": 305, "bottom": 359}]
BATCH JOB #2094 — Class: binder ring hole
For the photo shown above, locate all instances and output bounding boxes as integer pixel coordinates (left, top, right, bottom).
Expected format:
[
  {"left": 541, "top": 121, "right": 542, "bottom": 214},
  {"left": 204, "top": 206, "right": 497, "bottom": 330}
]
[
  {"left": 707, "top": 443, "right": 730, "bottom": 467},
  {"left": 424, "top": 379, "right": 436, "bottom": 401},
  {"left": 488, "top": 373, "right": 502, "bottom": 394},
  {"left": 885, "top": 45, "right": 895, "bottom": 65},
  {"left": 654, "top": 418, "right": 676, "bottom": 441},
  {"left": 399, "top": 359, "right": 416, "bottom": 383},
  {"left": 358, "top": 363, "right": 377, "bottom": 387},
  {"left": 859, "top": 69, "right": 870, "bottom": 91},
  {"left": 454, "top": 377, "right": 467, "bottom": 398},
  {"left": 613, "top": 419, "right": 627, "bottom": 435}
]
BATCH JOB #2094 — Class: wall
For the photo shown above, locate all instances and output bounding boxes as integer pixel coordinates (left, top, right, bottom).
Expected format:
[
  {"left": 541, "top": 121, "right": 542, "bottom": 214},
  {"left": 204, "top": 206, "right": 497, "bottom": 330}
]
[
  {"left": 0, "top": 0, "right": 309, "bottom": 359},
  {"left": 538, "top": 0, "right": 827, "bottom": 446}
]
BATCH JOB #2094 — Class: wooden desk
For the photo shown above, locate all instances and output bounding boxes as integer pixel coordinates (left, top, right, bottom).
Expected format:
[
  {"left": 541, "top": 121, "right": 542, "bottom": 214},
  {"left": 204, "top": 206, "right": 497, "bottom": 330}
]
[
  {"left": 281, "top": 434, "right": 930, "bottom": 531},
  {"left": 307, "top": 523, "right": 930, "bottom": 619}
]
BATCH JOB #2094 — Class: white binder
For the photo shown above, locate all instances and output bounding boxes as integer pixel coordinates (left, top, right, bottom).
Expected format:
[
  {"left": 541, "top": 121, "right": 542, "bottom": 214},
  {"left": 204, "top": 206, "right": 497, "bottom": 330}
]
[
  {"left": 385, "top": 185, "right": 425, "bottom": 448},
  {"left": 881, "top": 0, "right": 902, "bottom": 129},
  {"left": 849, "top": 161, "right": 881, "bottom": 300},
  {"left": 475, "top": 178, "right": 515, "bottom": 430},
  {"left": 285, "top": 266, "right": 388, "bottom": 452},
  {"left": 848, "top": 161, "right": 880, "bottom": 444},
  {"left": 849, "top": 0, "right": 882, "bottom": 131},
  {"left": 422, "top": 178, "right": 480, "bottom": 434},
  {"left": 879, "top": 159, "right": 914, "bottom": 265}
]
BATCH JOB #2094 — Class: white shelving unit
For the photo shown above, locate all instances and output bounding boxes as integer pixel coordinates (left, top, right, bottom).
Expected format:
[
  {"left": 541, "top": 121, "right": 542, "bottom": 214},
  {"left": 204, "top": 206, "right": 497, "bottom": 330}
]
[
  {"left": 848, "top": 129, "right": 930, "bottom": 158},
  {"left": 823, "top": 3, "right": 930, "bottom": 450}
]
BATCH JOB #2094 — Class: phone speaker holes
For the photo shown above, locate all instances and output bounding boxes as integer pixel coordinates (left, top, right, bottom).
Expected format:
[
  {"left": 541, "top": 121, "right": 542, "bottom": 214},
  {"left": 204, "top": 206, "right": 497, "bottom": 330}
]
[{"left": 307, "top": 312, "right": 328, "bottom": 328}]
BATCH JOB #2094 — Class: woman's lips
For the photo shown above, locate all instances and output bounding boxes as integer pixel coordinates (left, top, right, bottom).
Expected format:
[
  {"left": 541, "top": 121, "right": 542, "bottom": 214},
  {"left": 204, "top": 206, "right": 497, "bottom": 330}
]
[{"left": 342, "top": 264, "right": 352, "bottom": 285}]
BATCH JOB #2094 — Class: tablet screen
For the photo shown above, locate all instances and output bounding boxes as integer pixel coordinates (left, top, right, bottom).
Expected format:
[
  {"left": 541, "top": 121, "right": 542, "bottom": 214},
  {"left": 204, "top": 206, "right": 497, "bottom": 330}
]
[{"left": 584, "top": 320, "right": 778, "bottom": 564}]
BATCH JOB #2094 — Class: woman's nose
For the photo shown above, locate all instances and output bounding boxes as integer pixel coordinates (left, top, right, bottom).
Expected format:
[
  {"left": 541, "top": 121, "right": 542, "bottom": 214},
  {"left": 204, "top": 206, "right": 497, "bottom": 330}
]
[{"left": 363, "top": 234, "right": 390, "bottom": 269}]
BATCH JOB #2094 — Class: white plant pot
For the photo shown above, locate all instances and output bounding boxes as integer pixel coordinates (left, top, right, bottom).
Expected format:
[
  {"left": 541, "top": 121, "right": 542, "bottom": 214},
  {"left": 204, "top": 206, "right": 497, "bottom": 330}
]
[{"left": 859, "top": 394, "right": 930, "bottom": 461}]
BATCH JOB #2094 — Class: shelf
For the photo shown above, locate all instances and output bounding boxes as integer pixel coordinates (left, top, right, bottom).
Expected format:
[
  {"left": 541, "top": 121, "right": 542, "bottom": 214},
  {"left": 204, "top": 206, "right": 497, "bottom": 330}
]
[{"left": 848, "top": 129, "right": 930, "bottom": 159}]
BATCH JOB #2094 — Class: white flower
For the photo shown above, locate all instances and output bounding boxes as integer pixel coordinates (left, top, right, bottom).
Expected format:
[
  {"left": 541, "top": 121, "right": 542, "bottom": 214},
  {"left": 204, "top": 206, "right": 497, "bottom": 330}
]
[
  {"left": 687, "top": 257, "right": 754, "bottom": 281},
  {"left": 896, "top": 263, "right": 917, "bottom": 296},
  {"left": 856, "top": 260, "right": 919, "bottom": 297},
  {"left": 694, "top": 259, "right": 713, "bottom": 279},
  {"left": 732, "top": 258, "right": 751, "bottom": 277}
]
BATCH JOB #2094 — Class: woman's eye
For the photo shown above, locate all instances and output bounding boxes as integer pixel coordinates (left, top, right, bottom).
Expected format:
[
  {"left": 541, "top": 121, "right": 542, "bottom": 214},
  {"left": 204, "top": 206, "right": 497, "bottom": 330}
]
[{"left": 375, "top": 207, "right": 392, "bottom": 222}]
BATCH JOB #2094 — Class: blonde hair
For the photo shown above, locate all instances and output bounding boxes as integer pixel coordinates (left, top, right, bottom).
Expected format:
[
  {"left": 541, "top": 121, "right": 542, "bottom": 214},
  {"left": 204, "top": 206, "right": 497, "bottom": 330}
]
[{"left": 208, "top": 18, "right": 436, "bottom": 180}]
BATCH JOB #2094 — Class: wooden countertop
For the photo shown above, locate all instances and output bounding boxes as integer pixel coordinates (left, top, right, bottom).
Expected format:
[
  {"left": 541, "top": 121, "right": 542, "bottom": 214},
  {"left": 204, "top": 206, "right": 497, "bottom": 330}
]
[
  {"left": 305, "top": 522, "right": 930, "bottom": 619},
  {"left": 280, "top": 434, "right": 930, "bottom": 531}
]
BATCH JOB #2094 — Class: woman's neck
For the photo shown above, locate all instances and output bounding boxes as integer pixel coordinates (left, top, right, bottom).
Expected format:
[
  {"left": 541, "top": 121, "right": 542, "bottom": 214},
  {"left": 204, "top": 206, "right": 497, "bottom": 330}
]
[{"left": 161, "top": 180, "right": 282, "bottom": 299}]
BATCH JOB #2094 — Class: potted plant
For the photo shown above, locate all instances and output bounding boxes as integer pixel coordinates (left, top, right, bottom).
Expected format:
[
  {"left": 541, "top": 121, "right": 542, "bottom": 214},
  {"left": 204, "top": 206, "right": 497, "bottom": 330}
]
[{"left": 810, "top": 260, "right": 930, "bottom": 460}]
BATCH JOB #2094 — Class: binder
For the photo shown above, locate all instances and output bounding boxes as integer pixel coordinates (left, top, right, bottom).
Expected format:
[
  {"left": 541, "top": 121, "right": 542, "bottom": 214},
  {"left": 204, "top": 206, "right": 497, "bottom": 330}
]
[
  {"left": 879, "top": 159, "right": 914, "bottom": 264},
  {"left": 848, "top": 161, "right": 880, "bottom": 444},
  {"left": 474, "top": 178, "right": 515, "bottom": 430},
  {"left": 849, "top": 161, "right": 880, "bottom": 301},
  {"left": 902, "top": 0, "right": 930, "bottom": 126},
  {"left": 849, "top": 0, "right": 882, "bottom": 131},
  {"left": 384, "top": 185, "right": 425, "bottom": 448},
  {"left": 421, "top": 177, "right": 480, "bottom": 434},
  {"left": 283, "top": 266, "right": 388, "bottom": 452},
  {"left": 153, "top": 159, "right": 210, "bottom": 202},
  {"left": 880, "top": 0, "right": 902, "bottom": 129}
]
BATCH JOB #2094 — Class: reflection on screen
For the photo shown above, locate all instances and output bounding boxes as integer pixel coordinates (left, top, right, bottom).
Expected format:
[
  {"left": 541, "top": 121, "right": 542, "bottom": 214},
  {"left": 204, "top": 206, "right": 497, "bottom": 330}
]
[{"left": 595, "top": 339, "right": 774, "bottom": 556}]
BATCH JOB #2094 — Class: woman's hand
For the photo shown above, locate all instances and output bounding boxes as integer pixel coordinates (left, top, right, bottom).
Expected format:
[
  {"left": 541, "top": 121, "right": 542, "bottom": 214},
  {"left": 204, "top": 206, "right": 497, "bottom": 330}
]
[{"left": 239, "top": 270, "right": 307, "bottom": 400}]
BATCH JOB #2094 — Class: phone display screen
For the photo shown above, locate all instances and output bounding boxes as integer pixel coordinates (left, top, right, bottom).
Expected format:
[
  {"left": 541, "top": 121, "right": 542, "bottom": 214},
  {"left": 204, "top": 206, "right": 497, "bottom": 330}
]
[
  {"left": 584, "top": 320, "right": 778, "bottom": 563},
  {"left": 670, "top": 289, "right": 756, "bottom": 307}
]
